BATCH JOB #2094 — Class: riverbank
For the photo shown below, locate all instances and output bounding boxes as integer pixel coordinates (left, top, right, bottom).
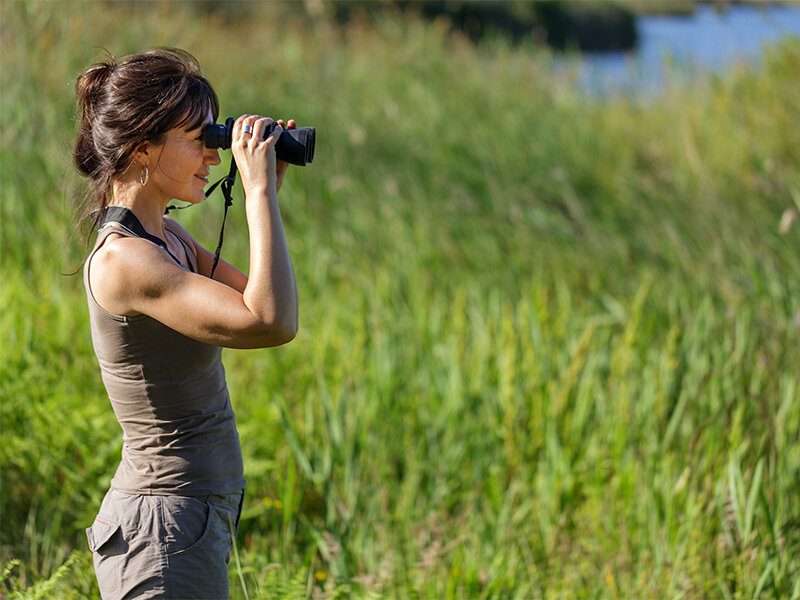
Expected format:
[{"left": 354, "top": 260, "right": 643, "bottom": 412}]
[
  {"left": 307, "top": 1, "right": 799, "bottom": 51},
  {"left": 578, "top": 3, "right": 800, "bottom": 95}
]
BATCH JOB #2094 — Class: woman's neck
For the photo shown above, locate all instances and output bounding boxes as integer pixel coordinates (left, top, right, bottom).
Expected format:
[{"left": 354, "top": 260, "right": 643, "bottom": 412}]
[{"left": 110, "top": 180, "right": 169, "bottom": 239}]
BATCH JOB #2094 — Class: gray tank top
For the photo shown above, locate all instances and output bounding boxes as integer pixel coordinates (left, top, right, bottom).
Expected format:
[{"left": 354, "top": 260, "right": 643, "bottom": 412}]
[{"left": 84, "top": 225, "right": 246, "bottom": 496}]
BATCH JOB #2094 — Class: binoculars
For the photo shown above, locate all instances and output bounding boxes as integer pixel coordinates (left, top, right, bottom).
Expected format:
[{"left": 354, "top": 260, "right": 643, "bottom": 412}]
[{"left": 205, "top": 117, "right": 315, "bottom": 166}]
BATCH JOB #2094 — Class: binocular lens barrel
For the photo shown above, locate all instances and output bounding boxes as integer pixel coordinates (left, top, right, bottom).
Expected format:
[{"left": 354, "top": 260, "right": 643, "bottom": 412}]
[{"left": 205, "top": 117, "right": 315, "bottom": 166}]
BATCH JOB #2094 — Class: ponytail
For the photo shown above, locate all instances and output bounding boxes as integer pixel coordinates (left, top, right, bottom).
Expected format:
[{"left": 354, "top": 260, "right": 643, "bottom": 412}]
[{"left": 73, "top": 56, "right": 114, "bottom": 178}]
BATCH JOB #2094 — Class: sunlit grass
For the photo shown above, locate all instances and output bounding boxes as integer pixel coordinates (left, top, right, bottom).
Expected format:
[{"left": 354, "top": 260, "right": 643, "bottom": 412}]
[{"left": 2, "top": 2, "right": 799, "bottom": 598}]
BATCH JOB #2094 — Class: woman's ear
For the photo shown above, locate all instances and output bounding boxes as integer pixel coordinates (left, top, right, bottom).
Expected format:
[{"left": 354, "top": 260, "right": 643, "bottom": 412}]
[{"left": 132, "top": 140, "right": 152, "bottom": 167}]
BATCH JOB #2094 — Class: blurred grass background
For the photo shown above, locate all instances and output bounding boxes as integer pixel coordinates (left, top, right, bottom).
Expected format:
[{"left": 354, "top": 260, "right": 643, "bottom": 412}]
[{"left": 1, "top": 1, "right": 799, "bottom": 598}]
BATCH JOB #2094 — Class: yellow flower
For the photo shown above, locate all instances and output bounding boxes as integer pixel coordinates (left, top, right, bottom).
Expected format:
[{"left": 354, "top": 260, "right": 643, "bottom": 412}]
[
  {"left": 262, "top": 498, "right": 273, "bottom": 508},
  {"left": 314, "top": 571, "right": 326, "bottom": 582},
  {"left": 273, "top": 499, "right": 283, "bottom": 510}
]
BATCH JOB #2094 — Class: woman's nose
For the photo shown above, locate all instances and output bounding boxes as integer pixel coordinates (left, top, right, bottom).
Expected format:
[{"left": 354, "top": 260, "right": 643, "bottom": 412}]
[{"left": 205, "top": 148, "right": 221, "bottom": 166}]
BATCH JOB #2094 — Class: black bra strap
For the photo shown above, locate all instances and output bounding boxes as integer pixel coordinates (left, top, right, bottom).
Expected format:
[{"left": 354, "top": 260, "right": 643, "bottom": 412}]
[{"left": 97, "top": 206, "right": 185, "bottom": 268}]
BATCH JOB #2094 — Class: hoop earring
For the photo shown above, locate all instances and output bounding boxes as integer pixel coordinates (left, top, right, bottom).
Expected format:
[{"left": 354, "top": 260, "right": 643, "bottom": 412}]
[{"left": 139, "top": 164, "right": 150, "bottom": 186}]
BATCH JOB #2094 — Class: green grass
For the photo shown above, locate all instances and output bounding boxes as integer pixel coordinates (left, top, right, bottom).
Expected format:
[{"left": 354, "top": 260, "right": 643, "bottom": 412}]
[{"left": 2, "top": 2, "right": 800, "bottom": 598}]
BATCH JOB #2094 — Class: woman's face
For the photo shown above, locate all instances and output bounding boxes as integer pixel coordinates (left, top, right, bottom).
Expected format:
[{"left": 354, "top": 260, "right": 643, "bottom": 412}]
[{"left": 147, "top": 111, "right": 220, "bottom": 204}]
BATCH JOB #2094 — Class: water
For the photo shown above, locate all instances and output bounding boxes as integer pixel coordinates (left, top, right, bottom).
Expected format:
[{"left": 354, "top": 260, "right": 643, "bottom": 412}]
[{"left": 578, "top": 3, "right": 800, "bottom": 96}]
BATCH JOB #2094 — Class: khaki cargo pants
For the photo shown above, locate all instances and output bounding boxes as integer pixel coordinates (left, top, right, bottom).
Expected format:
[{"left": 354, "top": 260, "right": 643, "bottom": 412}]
[{"left": 86, "top": 488, "right": 244, "bottom": 599}]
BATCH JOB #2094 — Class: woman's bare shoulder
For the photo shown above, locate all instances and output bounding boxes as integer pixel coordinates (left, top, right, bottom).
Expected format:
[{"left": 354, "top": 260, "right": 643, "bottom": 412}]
[{"left": 89, "top": 233, "right": 181, "bottom": 315}]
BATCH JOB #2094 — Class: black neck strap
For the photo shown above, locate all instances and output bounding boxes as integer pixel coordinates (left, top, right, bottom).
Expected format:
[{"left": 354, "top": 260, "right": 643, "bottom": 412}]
[
  {"left": 97, "top": 205, "right": 185, "bottom": 268},
  {"left": 206, "top": 157, "right": 238, "bottom": 279}
]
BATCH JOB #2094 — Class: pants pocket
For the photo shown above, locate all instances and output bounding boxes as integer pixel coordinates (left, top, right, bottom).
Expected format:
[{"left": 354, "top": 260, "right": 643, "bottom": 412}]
[
  {"left": 160, "top": 496, "right": 215, "bottom": 556},
  {"left": 164, "top": 501, "right": 232, "bottom": 599},
  {"left": 86, "top": 515, "right": 124, "bottom": 598},
  {"left": 86, "top": 516, "right": 121, "bottom": 553},
  {"left": 89, "top": 491, "right": 167, "bottom": 599}
]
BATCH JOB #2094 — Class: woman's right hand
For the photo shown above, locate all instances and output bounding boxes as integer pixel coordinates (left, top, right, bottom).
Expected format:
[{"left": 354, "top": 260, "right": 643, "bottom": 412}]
[{"left": 230, "top": 114, "right": 283, "bottom": 195}]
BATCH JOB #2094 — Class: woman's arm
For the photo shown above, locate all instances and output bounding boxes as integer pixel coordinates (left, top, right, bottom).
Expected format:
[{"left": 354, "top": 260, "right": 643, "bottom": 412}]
[
  {"left": 90, "top": 237, "right": 295, "bottom": 348},
  {"left": 230, "top": 114, "right": 299, "bottom": 338}
]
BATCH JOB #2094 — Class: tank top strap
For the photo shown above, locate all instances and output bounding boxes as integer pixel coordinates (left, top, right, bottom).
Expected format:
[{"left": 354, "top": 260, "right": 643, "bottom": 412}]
[
  {"left": 92, "top": 208, "right": 192, "bottom": 272},
  {"left": 89, "top": 223, "right": 135, "bottom": 261}
]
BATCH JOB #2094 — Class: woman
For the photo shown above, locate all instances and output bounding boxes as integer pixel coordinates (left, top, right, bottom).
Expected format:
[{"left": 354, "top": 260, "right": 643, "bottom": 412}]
[{"left": 74, "top": 48, "right": 298, "bottom": 599}]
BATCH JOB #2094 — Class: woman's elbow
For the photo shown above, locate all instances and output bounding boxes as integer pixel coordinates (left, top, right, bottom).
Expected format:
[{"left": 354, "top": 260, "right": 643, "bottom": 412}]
[
  {"left": 274, "top": 320, "right": 298, "bottom": 345},
  {"left": 253, "top": 317, "right": 297, "bottom": 348}
]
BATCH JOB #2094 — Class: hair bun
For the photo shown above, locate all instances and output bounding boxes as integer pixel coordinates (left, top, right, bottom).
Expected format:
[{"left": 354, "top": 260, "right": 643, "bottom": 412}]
[{"left": 75, "top": 57, "right": 115, "bottom": 118}]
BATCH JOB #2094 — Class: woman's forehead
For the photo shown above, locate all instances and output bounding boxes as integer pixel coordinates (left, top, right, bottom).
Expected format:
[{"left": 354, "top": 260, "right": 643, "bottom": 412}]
[
  {"left": 176, "top": 105, "right": 215, "bottom": 133},
  {"left": 176, "top": 110, "right": 214, "bottom": 133}
]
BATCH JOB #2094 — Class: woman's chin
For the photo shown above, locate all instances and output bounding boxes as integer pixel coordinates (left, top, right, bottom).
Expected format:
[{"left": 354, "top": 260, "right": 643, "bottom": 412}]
[{"left": 187, "top": 191, "right": 206, "bottom": 204}]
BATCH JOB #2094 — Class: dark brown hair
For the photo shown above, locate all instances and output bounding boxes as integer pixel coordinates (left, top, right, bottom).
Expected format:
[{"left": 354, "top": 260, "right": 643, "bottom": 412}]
[{"left": 73, "top": 47, "right": 219, "bottom": 236}]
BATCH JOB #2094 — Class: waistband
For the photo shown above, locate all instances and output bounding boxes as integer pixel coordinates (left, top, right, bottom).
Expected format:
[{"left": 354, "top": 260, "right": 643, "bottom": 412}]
[
  {"left": 109, "top": 487, "right": 244, "bottom": 511},
  {"left": 200, "top": 490, "right": 245, "bottom": 513}
]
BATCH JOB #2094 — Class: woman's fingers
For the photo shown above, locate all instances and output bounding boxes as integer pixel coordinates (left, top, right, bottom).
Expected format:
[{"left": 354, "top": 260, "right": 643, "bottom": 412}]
[
  {"left": 265, "top": 123, "right": 283, "bottom": 147},
  {"left": 234, "top": 115, "right": 277, "bottom": 147},
  {"left": 236, "top": 115, "right": 295, "bottom": 147},
  {"left": 246, "top": 116, "right": 282, "bottom": 149},
  {"left": 250, "top": 117, "right": 273, "bottom": 144},
  {"left": 234, "top": 114, "right": 253, "bottom": 138}
]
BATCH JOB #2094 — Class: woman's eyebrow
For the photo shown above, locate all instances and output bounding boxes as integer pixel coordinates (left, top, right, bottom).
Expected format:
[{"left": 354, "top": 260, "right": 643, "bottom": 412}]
[{"left": 184, "top": 122, "right": 209, "bottom": 136}]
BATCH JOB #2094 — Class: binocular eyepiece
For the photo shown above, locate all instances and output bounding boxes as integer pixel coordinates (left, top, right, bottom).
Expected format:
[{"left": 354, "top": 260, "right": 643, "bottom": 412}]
[{"left": 205, "top": 117, "right": 315, "bottom": 166}]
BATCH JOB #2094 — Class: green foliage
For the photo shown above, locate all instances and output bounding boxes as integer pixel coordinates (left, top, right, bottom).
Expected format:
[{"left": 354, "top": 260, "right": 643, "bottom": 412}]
[
  {"left": 1, "top": 553, "right": 87, "bottom": 599},
  {"left": 2, "top": 1, "right": 799, "bottom": 598}
]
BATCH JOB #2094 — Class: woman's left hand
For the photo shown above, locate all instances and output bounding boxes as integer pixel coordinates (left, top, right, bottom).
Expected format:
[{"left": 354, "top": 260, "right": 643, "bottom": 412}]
[{"left": 275, "top": 119, "right": 296, "bottom": 193}]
